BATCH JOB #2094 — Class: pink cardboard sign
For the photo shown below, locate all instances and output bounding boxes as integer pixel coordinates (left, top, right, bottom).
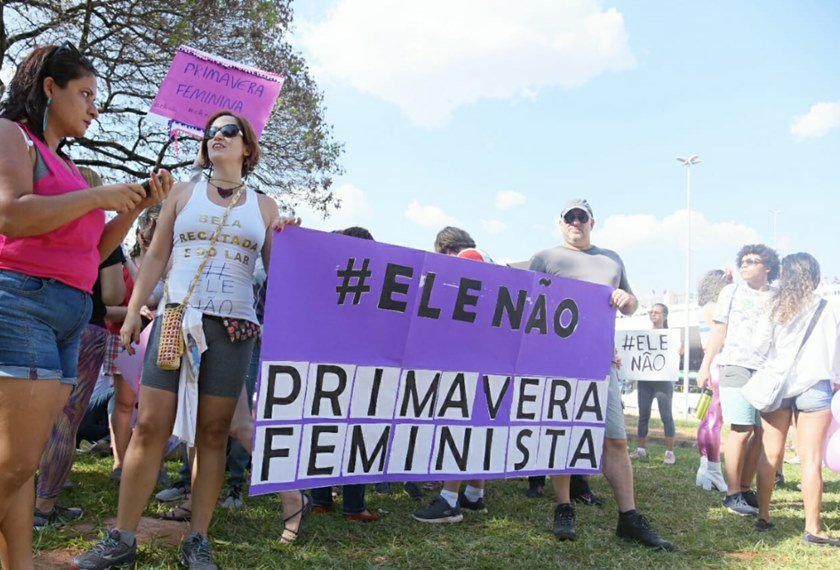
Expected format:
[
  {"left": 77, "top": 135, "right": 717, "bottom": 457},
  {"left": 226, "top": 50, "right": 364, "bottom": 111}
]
[{"left": 148, "top": 46, "right": 284, "bottom": 138}]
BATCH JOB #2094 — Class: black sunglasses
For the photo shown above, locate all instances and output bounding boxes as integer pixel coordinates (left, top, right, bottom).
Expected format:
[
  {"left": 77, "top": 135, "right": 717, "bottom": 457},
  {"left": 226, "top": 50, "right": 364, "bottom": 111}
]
[
  {"left": 563, "top": 210, "right": 590, "bottom": 224},
  {"left": 203, "top": 124, "right": 243, "bottom": 140},
  {"left": 48, "top": 41, "right": 82, "bottom": 61}
]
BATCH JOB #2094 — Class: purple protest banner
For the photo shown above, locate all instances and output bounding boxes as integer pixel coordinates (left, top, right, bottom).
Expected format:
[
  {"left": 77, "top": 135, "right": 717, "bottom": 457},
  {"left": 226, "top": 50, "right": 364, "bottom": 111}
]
[
  {"left": 250, "top": 227, "right": 616, "bottom": 495},
  {"left": 147, "top": 46, "right": 284, "bottom": 138}
]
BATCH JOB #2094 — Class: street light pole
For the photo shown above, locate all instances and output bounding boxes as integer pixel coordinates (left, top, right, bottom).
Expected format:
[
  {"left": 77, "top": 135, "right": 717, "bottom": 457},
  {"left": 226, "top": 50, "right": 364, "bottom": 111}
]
[{"left": 676, "top": 155, "right": 701, "bottom": 419}]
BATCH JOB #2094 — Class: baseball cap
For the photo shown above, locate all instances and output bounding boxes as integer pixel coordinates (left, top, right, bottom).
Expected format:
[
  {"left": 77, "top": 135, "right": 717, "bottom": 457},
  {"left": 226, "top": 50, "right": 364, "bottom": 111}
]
[{"left": 560, "top": 199, "right": 594, "bottom": 219}]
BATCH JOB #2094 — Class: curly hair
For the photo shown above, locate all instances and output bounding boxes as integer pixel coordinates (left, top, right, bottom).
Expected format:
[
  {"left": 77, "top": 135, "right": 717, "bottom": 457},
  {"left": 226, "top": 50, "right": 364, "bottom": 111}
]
[
  {"left": 771, "top": 252, "right": 821, "bottom": 326},
  {"left": 697, "top": 269, "right": 733, "bottom": 306},
  {"left": 0, "top": 43, "right": 97, "bottom": 142},
  {"left": 434, "top": 226, "right": 475, "bottom": 255},
  {"left": 736, "top": 244, "right": 780, "bottom": 281}
]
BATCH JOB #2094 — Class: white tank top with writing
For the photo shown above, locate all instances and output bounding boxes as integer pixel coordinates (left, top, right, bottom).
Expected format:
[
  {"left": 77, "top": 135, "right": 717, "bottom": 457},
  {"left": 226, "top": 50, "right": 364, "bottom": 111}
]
[{"left": 165, "top": 179, "right": 266, "bottom": 322}]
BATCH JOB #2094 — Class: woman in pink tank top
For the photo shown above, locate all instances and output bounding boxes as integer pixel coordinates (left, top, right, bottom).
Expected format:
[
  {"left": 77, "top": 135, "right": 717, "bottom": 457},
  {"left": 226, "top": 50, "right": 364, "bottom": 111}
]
[{"left": 0, "top": 43, "right": 172, "bottom": 567}]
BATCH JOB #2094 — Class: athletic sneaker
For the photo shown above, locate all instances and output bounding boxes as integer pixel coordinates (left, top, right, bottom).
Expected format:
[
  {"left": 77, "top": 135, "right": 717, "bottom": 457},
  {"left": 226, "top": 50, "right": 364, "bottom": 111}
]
[
  {"left": 664, "top": 450, "right": 676, "bottom": 465},
  {"left": 616, "top": 511, "right": 675, "bottom": 551},
  {"left": 629, "top": 448, "right": 647, "bottom": 459},
  {"left": 220, "top": 485, "right": 244, "bottom": 509},
  {"left": 802, "top": 531, "right": 840, "bottom": 548},
  {"left": 723, "top": 493, "right": 758, "bottom": 516},
  {"left": 33, "top": 506, "right": 83, "bottom": 530},
  {"left": 155, "top": 481, "right": 190, "bottom": 502},
  {"left": 741, "top": 489, "right": 759, "bottom": 509},
  {"left": 412, "top": 496, "right": 463, "bottom": 523},
  {"left": 458, "top": 492, "right": 488, "bottom": 513},
  {"left": 553, "top": 503, "right": 576, "bottom": 541},
  {"left": 71, "top": 529, "right": 136, "bottom": 569},
  {"left": 573, "top": 491, "right": 605, "bottom": 507},
  {"left": 754, "top": 518, "right": 774, "bottom": 532},
  {"left": 180, "top": 531, "right": 218, "bottom": 569},
  {"left": 109, "top": 467, "right": 122, "bottom": 482}
]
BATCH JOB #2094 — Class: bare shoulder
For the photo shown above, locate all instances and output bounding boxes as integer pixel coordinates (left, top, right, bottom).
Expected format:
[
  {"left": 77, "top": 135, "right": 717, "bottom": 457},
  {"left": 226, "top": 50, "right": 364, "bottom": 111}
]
[
  {"left": 0, "top": 119, "right": 30, "bottom": 154},
  {"left": 256, "top": 192, "right": 279, "bottom": 224},
  {"left": 0, "top": 119, "right": 35, "bottom": 196},
  {"left": 167, "top": 180, "right": 197, "bottom": 212}
]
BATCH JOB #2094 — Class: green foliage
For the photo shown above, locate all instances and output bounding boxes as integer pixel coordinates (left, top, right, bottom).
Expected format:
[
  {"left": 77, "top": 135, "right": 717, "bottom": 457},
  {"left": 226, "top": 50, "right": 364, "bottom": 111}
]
[{"left": 0, "top": 0, "right": 342, "bottom": 211}]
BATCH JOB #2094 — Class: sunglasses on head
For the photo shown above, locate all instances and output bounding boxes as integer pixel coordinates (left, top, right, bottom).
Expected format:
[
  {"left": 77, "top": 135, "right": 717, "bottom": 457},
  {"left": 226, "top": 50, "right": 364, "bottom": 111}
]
[
  {"left": 740, "top": 257, "right": 764, "bottom": 267},
  {"left": 203, "top": 123, "right": 243, "bottom": 140},
  {"left": 563, "top": 210, "right": 590, "bottom": 224},
  {"left": 48, "top": 41, "right": 82, "bottom": 61}
]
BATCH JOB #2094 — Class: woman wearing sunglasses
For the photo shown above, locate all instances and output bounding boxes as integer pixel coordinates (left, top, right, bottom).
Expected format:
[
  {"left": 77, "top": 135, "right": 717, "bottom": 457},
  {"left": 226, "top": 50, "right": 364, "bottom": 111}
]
[
  {"left": 73, "top": 111, "right": 302, "bottom": 570},
  {"left": 0, "top": 43, "right": 170, "bottom": 568}
]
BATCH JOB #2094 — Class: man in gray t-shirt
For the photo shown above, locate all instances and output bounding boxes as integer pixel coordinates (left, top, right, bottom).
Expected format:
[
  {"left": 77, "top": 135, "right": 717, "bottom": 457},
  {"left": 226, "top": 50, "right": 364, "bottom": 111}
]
[
  {"left": 529, "top": 244, "right": 632, "bottom": 291},
  {"left": 528, "top": 199, "right": 674, "bottom": 551}
]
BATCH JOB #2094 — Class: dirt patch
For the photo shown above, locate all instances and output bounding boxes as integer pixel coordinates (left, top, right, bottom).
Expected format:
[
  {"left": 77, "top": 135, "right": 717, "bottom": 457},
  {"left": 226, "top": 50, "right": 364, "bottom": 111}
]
[{"left": 34, "top": 516, "right": 187, "bottom": 569}]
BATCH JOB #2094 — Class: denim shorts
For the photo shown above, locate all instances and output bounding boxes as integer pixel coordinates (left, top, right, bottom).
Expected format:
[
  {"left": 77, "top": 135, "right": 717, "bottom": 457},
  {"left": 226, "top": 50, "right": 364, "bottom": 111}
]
[
  {"left": 0, "top": 269, "right": 92, "bottom": 385},
  {"left": 779, "top": 380, "right": 834, "bottom": 413}
]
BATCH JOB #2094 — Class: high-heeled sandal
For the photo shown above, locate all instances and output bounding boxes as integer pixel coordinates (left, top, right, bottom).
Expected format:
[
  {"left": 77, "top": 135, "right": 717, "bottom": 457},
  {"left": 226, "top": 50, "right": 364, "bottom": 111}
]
[{"left": 279, "top": 492, "right": 312, "bottom": 544}]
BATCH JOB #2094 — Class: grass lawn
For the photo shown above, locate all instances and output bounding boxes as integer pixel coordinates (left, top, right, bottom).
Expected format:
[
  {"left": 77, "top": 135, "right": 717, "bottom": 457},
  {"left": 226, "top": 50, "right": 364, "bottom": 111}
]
[{"left": 33, "top": 414, "right": 840, "bottom": 569}]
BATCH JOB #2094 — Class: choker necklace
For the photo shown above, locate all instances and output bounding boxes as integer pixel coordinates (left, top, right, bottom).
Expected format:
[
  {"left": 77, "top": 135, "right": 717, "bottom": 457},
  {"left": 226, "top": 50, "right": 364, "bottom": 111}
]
[{"left": 209, "top": 180, "right": 245, "bottom": 199}]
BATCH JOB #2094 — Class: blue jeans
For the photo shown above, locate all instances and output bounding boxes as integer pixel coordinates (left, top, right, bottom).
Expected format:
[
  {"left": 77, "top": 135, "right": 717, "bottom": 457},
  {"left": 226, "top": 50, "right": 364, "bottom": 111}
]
[{"left": 311, "top": 484, "right": 368, "bottom": 515}]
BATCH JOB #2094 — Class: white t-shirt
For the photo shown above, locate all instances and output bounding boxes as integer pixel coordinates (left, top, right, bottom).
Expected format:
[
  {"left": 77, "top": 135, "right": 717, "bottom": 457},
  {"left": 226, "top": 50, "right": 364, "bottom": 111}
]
[
  {"left": 713, "top": 283, "right": 775, "bottom": 370},
  {"left": 762, "top": 296, "right": 840, "bottom": 398}
]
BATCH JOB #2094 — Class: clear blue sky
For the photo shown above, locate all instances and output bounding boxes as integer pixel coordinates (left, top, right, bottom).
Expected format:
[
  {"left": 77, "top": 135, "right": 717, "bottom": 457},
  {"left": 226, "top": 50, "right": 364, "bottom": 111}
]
[{"left": 289, "top": 0, "right": 840, "bottom": 299}]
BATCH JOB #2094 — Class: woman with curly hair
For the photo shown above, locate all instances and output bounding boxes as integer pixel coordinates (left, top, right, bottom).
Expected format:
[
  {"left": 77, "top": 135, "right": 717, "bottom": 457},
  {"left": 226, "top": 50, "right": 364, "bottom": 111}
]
[
  {"left": 697, "top": 244, "right": 779, "bottom": 516},
  {"left": 752, "top": 253, "right": 840, "bottom": 546},
  {"left": 694, "top": 269, "right": 732, "bottom": 490}
]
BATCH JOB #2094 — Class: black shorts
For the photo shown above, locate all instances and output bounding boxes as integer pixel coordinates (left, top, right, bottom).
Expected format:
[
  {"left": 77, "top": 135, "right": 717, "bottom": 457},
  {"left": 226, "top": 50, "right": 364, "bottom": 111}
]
[{"left": 141, "top": 315, "right": 255, "bottom": 398}]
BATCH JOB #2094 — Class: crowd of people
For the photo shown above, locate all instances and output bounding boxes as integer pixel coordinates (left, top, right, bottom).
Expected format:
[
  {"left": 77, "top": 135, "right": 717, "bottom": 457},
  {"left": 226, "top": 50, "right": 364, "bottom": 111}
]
[{"left": 0, "top": 42, "right": 839, "bottom": 570}]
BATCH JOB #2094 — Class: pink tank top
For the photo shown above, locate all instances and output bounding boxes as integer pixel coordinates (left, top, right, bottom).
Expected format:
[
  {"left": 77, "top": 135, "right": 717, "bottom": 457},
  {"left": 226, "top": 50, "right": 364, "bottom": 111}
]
[{"left": 0, "top": 123, "right": 104, "bottom": 293}]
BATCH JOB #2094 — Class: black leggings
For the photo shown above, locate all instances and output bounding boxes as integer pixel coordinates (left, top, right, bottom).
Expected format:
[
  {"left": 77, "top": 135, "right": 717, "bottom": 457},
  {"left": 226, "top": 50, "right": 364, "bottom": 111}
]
[{"left": 636, "top": 381, "right": 675, "bottom": 438}]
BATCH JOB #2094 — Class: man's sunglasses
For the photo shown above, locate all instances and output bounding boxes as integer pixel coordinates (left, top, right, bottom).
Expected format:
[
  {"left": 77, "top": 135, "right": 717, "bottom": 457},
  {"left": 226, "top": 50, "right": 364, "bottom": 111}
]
[
  {"left": 563, "top": 211, "right": 590, "bottom": 224},
  {"left": 203, "top": 124, "right": 243, "bottom": 140},
  {"left": 740, "top": 257, "right": 764, "bottom": 267}
]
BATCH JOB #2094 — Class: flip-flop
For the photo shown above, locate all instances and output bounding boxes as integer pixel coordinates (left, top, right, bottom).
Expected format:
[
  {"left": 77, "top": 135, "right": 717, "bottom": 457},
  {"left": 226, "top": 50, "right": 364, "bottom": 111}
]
[
  {"left": 279, "top": 492, "right": 312, "bottom": 545},
  {"left": 158, "top": 506, "right": 191, "bottom": 522}
]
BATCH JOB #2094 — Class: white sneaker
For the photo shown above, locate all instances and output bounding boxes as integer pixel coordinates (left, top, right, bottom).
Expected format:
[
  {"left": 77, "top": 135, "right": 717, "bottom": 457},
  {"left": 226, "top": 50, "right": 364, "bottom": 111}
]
[
  {"left": 629, "top": 448, "right": 647, "bottom": 459},
  {"left": 664, "top": 450, "right": 676, "bottom": 465}
]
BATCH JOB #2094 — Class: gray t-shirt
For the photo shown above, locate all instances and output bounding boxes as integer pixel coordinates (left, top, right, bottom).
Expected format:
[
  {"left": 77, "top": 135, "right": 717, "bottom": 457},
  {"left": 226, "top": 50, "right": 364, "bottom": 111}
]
[{"left": 528, "top": 244, "right": 632, "bottom": 292}]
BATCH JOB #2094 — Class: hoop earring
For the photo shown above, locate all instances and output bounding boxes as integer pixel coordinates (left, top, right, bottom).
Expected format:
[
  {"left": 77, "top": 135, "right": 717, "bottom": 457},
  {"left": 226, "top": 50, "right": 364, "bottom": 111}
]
[{"left": 42, "top": 97, "right": 52, "bottom": 133}]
